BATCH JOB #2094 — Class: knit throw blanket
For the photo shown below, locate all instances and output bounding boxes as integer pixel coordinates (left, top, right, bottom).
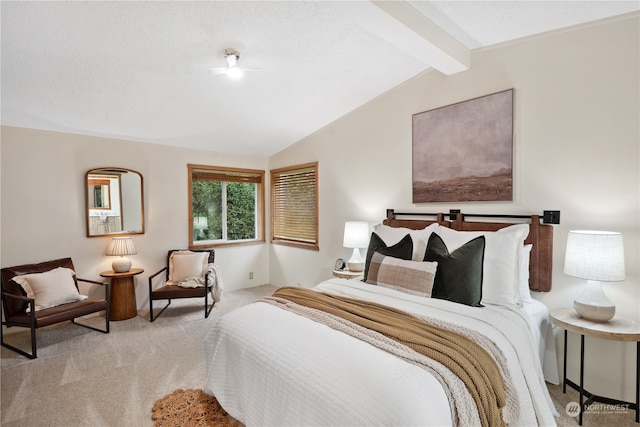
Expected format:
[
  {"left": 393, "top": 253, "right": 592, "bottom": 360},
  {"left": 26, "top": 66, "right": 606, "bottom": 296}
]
[{"left": 263, "top": 287, "right": 512, "bottom": 427}]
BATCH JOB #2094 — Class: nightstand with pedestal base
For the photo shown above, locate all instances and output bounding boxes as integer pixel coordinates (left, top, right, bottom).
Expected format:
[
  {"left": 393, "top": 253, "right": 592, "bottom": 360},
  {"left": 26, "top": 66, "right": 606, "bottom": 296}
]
[
  {"left": 100, "top": 268, "right": 144, "bottom": 321},
  {"left": 550, "top": 307, "right": 640, "bottom": 425}
]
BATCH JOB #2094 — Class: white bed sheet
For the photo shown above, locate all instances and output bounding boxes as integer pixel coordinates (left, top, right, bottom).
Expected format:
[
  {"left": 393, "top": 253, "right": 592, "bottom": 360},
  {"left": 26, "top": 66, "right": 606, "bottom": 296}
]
[
  {"left": 523, "top": 299, "right": 560, "bottom": 385},
  {"left": 204, "top": 279, "right": 558, "bottom": 426}
]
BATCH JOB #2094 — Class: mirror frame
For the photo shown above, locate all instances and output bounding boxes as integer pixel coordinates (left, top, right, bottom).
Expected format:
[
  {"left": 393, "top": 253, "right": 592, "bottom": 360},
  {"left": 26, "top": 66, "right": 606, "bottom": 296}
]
[{"left": 85, "top": 167, "right": 145, "bottom": 237}]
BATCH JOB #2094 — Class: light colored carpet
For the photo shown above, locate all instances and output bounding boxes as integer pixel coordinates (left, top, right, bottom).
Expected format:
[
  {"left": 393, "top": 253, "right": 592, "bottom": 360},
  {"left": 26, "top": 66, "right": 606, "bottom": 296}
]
[
  {"left": 1, "top": 285, "right": 278, "bottom": 427},
  {"left": 547, "top": 382, "right": 637, "bottom": 427},
  {"left": 2, "top": 284, "right": 637, "bottom": 426}
]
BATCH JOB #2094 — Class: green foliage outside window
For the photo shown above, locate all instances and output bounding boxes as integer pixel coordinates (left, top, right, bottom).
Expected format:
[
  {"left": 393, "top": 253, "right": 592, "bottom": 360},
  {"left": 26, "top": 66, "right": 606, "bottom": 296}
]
[
  {"left": 226, "top": 182, "right": 256, "bottom": 240},
  {"left": 192, "top": 180, "right": 255, "bottom": 242}
]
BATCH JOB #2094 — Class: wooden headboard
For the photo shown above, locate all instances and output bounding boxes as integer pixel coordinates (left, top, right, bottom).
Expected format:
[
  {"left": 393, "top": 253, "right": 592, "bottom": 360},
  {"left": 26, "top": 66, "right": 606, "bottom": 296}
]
[{"left": 382, "top": 209, "right": 556, "bottom": 292}]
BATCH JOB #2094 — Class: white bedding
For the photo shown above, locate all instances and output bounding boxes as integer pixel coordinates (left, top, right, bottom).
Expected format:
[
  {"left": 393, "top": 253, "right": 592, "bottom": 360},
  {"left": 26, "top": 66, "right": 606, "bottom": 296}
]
[
  {"left": 523, "top": 299, "right": 560, "bottom": 385},
  {"left": 204, "top": 279, "right": 558, "bottom": 426}
]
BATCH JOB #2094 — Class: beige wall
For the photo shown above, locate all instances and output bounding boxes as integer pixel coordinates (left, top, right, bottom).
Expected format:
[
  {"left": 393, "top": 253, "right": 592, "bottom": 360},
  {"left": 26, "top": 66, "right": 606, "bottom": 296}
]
[
  {"left": 269, "top": 13, "right": 639, "bottom": 402},
  {"left": 0, "top": 127, "right": 271, "bottom": 304}
]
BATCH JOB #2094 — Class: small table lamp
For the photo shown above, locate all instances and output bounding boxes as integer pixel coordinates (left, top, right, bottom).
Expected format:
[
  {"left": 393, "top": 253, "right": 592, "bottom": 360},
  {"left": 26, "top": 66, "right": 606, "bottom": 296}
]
[
  {"left": 343, "top": 221, "right": 370, "bottom": 272},
  {"left": 105, "top": 237, "right": 137, "bottom": 273},
  {"left": 564, "top": 230, "right": 625, "bottom": 322},
  {"left": 194, "top": 216, "right": 208, "bottom": 239}
]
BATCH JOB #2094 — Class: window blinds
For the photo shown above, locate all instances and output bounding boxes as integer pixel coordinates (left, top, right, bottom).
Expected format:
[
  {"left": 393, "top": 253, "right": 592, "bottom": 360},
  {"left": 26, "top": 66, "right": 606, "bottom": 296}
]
[{"left": 271, "top": 162, "right": 318, "bottom": 249}]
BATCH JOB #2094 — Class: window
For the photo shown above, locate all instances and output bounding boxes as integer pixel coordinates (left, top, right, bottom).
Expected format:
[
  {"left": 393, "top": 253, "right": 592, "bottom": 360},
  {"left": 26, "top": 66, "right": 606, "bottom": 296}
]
[
  {"left": 271, "top": 162, "right": 319, "bottom": 250},
  {"left": 188, "top": 164, "right": 265, "bottom": 248}
]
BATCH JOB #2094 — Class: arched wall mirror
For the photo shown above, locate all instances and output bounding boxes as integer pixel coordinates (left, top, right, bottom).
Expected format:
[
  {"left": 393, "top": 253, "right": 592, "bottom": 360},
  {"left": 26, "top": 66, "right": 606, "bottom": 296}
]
[{"left": 86, "top": 168, "right": 145, "bottom": 237}]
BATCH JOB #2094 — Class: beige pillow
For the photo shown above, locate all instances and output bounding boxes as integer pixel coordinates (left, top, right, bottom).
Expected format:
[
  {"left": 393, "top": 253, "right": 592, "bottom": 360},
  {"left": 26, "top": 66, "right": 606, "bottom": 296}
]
[
  {"left": 168, "top": 251, "right": 208, "bottom": 285},
  {"left": 12, "top": 267, "right": 87, "bottom": 312},
  {"left": 366, "top": 252, "right": 438, "bottom": 297}
]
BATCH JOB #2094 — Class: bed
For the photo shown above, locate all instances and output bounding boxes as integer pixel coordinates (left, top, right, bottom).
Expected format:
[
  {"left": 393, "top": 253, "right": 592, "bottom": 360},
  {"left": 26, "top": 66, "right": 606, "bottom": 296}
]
[{"left": 204, "top": 211, "right": 560, "bottom": 426}]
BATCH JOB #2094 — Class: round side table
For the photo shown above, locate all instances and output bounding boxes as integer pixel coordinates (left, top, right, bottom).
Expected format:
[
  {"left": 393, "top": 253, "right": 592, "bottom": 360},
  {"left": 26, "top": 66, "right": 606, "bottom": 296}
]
[
  {"left": 332, "top": 269, "right": 363, "bottom": 280},
  {"left": 550, "top": 307, "right": 640, "bottom": 425},
  {"left": 100, "top": 268, "right": 144, "bottom": 321}
]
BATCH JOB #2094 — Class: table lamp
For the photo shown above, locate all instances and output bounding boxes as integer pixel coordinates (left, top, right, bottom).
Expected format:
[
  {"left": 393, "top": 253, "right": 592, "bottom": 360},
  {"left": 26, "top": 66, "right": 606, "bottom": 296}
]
[
  {"left": 105, "top": 237, "right": 137, "bottom": 273},
  {"left": 194, "top": 216, "right": 208, "bottom": 239},
  {"left": 343, "top": 221, "right": 369, "bottom": 272},
  {"left": 564, "top": 230, "right": 625, "bottom": 322}
]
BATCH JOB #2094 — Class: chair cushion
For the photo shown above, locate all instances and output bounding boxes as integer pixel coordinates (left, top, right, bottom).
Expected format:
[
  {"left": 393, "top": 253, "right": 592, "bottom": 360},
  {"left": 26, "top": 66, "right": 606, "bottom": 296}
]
[
  {"left": 168, "top": 251, "right": 208, "bottom": 285},
  {"left": 151, "top": 284, "right": 210, "bottom": 300},
  {"left": 11, "top": 267, "right": 88, "bottom": 312},
  {"left": 6, "top": 298, "right": 108, "bottom": 328}
]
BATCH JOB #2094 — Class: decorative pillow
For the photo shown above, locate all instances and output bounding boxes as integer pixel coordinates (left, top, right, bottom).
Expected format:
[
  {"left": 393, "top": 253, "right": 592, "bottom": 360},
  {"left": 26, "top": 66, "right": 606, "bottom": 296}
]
[
  {"left": 168, "top": 251, "right": 208, "bottom": 285},
  {"left": 12, "top": 267, "right": 87, "bottom": 312},
  {"left": 435, "top": 224, "right": 529, "bottom": 307},
  {"left": 520, "top": 244, "right": 533, "bottom": 304},
  {"left": 366, "top": 252, "right": 438, "bottom": 297},
  {"left": 424, "top": 233, "right": 485, "bottom": 307},
  {"left": 372, "top": 223, "right": 440, "bottom": 261},
  {"left": 364, "top": 232, "right": 413, "bottom": 281}
]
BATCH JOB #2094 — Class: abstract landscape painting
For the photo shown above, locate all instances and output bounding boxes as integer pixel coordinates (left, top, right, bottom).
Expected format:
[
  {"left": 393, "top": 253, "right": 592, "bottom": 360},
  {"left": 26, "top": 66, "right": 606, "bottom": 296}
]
[{"left": 412, "top": 89, "right": 513, "bottom": 203}]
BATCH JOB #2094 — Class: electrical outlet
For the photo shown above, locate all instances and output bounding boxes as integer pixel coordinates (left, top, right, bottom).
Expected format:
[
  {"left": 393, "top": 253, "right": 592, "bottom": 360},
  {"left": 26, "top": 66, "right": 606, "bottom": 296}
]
[{"left": 249, "top": 272, "right": 253, "bottom": 280}]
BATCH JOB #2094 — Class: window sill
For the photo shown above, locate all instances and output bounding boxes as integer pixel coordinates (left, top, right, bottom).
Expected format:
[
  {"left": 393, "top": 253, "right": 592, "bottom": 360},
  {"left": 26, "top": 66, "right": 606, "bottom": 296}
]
[{"left": 189, "top": 239, "right": 266, "bottom": 250}]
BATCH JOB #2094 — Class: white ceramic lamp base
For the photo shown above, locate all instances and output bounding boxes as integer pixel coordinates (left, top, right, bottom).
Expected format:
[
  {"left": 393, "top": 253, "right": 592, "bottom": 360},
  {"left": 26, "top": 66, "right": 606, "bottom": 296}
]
[
  {"left": 112, "top": 257, "right": 132, "bottom": 273},
  {"left": 573, "top": 280, "right": 615, "bottom": 322},
  {"left": 347, "top": 248, "right": 364, "bottom": 272},
  {"left": 574, "top": 301, "right": 615, "bottom": 323}
]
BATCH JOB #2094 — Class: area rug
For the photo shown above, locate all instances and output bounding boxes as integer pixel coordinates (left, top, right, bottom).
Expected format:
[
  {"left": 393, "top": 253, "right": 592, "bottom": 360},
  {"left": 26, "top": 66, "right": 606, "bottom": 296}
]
[{"left": 151, "top": 388, "right": 241, "bottom": 427}]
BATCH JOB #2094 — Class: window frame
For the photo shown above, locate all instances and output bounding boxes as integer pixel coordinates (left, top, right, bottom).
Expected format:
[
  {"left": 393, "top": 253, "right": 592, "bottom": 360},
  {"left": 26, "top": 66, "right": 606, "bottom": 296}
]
[
  {"left": 188, "top": 164, "right": 265, "bottom": 249},
  {"left": 270, "top": 161, "right": 319, "bottom": 251}
]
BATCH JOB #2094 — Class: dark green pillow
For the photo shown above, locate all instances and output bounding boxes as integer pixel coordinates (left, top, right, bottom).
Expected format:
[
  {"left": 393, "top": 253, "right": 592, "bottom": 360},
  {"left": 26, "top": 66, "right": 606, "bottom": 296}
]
[
  {"left": 424, "top": 233, "right": 485, "bottom": 307},
  {"left": 364, "top": 232, "right": 413, "bottom": 281}
]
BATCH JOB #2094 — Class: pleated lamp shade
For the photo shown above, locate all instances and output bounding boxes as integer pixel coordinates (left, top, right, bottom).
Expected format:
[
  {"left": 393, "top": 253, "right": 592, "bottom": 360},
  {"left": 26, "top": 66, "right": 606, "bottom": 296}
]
[{"left": 105, "top": 237, "right": 137, "bottom": 273}]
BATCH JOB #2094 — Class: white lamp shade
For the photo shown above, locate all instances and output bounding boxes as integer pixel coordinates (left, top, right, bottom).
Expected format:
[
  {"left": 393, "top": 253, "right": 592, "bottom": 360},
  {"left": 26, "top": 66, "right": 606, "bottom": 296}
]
[
  {"left": 343, "top": 222, "right": 370, "bottom": 249},
  {"left": 564, "top": 230, "right": 625, "bottom": 281},
  {"left": 105, "top": 237, "right": 137, "bottom": 256}
]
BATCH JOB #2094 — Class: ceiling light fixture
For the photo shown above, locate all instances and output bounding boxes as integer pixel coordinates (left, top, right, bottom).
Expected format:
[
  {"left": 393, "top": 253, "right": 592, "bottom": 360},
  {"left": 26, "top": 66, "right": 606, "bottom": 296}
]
[
  {"left": 223, "top": 48, "right": 243, "bottom": 79},
  {"left": 210, "top": 48, "right": 259, "bottom": 79}
]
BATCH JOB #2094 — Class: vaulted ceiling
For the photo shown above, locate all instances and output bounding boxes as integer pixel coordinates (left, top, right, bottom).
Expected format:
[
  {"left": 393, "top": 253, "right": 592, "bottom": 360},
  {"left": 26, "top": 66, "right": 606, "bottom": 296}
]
[{"left": 2, "top": 1, "right": 638, "bottom": 157}]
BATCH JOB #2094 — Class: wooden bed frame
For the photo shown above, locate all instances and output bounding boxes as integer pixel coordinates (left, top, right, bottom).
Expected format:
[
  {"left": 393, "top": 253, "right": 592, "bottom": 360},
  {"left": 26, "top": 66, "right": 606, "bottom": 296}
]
[{"left": 383, "top": 209, "right": 555, "bottom": 292}]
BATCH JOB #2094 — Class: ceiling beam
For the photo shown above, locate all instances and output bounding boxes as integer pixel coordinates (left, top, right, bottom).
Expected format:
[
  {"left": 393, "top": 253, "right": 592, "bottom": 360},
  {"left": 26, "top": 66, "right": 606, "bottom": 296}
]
[{"left": 327, "top": 0, "right": 469, "bottom": 75}]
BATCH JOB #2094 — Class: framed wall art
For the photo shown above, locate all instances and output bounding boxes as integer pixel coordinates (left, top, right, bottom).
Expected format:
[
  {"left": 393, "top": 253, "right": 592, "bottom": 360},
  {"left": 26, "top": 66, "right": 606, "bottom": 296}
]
[{"left": 412, "top": 89, "right": 513, "bottom": 203}]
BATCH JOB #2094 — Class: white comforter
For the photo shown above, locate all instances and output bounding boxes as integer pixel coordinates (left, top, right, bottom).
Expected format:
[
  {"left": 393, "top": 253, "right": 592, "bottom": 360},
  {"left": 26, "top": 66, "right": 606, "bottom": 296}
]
[{"left": 204, "top": 279, "right": 558, "bottom": 426}]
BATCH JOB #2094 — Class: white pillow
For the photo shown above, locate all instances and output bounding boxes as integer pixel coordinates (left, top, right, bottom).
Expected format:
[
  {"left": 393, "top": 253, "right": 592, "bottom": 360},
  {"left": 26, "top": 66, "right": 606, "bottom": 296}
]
[
  {"left": 12, "top": 267, "right": 88, "bottom": 312},
  {"left": 520, "top": 244, "right": 533, "bottom": 304},
  {"left": 168, "top": 251, "right": 208, "bottom": 285},
  {"left": 436, "top": 224, "right": 529, "bottom": 307},
  {"left": 372, "top": 223, "right": 440, "bottom": 261}
]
